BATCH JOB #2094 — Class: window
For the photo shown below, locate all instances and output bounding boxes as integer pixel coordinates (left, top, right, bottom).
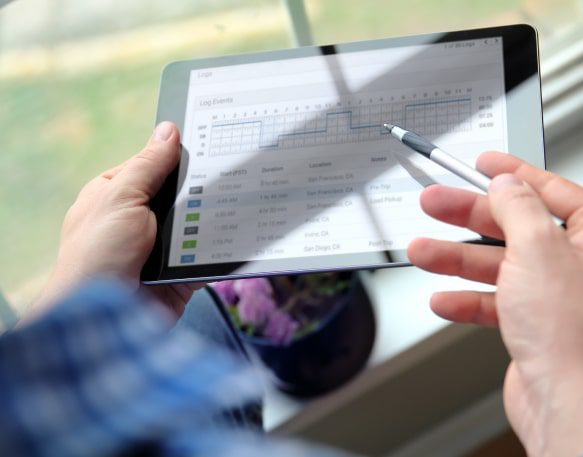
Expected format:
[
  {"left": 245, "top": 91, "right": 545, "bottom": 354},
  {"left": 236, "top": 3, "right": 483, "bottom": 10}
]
[
  {"left": 1, "top": 0, "right": 582, "bottom": 313},
  {"left": 0, "top": 0, "right": 291, "bottom": 311},
  {"left": 303, "top": 0, "right": 583, "bottom": 49}
]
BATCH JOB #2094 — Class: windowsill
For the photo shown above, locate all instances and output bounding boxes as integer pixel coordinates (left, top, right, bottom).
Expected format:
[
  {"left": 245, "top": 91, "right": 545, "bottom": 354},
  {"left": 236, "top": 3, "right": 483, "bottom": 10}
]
[
  {"left": 262, "top": 267, "right": 506, "bottom": 456},
  {"left": 263, "top": 266, "right": 449, "bottom": 430}
]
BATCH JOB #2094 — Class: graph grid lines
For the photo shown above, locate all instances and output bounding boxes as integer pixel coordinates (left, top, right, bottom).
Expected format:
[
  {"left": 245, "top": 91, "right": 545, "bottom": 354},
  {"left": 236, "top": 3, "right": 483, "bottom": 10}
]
[{"left": 209, "top": 96, "right": 471, "bottom": 157}]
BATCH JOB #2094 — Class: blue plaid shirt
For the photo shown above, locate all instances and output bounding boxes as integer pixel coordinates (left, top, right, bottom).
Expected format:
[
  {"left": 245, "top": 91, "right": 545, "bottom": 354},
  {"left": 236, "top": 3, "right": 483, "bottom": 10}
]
[{"left": 0, "top": 281, "right": 349, "bottom": 457}]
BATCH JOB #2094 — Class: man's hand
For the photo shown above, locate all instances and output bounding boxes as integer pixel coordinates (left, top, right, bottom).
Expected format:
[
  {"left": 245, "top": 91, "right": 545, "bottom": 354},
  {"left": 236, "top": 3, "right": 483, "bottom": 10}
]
[
  {"left": 34, "top": 122, "right": 202, "bottom": 319},
  {"left": 408, "top": 151, "right": 583, "bottom": 457}
]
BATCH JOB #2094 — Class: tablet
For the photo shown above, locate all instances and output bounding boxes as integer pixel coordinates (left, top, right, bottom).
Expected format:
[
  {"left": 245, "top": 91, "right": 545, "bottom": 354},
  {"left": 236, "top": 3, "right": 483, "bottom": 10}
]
[{"left": 142, "top": 24, "right": 544, "bottom": 284}]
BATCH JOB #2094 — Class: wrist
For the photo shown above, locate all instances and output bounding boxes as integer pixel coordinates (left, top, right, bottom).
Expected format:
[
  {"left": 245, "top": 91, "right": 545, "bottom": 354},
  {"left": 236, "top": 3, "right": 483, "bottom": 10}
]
[
  {"left": 535, "top": 368, "right": 583, "bottom": 457},
  {"left": 28, "top": 264, "right": 118, "bottom": 325},
  {"left": 23, "top": 266, "right": 82, "bottom": 325}
]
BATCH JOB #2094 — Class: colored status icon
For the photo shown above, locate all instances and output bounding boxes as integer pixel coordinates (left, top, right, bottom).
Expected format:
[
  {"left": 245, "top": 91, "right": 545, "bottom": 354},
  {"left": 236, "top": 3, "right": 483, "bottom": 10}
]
[
  {"left": 182, "top": 240, "right": 198, "bottom": 249},
  {"left": 180, "top": 254, "right": 195, "bottom": 264},
  {"left": 185, "top": 213, "right": 200, "bottom": 222}
]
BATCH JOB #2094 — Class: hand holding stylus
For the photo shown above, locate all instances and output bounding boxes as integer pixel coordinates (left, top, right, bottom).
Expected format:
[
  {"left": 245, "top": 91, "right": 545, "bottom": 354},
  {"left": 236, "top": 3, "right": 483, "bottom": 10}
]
[{"left": 408, "top": 151, "right": 583, "bottom": 457}]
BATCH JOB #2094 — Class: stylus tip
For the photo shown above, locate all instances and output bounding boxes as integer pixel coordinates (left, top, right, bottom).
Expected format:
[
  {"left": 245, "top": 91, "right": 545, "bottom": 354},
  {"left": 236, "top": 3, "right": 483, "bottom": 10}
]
[{"left": 383, "top": 123, "right": 395, "bottom": 132}]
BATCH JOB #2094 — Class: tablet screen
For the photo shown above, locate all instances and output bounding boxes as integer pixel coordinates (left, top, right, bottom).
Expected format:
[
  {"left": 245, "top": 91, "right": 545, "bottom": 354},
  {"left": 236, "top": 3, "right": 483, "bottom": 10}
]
[{"left": 143, "top": 25, "right": 543, "bottom": 283}]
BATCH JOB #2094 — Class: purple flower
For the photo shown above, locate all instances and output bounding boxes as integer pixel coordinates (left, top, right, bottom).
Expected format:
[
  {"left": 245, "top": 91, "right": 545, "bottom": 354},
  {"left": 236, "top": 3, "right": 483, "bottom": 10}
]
[
  {"left": 238, "top": 292, "right": 276, "bottom": 326},
  {"left": 263, "top": 310, "right": 299, "bottom": 346},
  {"left": 234, "top": 278, "right": 273, "bottom": 299},
  {"left": 211, "top": 281, "right": 237, "bottom": 305}
]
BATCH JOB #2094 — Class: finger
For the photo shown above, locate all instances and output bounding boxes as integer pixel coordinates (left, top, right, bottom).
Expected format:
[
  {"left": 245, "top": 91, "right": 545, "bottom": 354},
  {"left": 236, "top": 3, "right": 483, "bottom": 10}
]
[
  {"left": 146, "top": 282, "right": 205, "bottom": 318},
  {"left": 420, "top": 185, "right": 503, "bottom": 239},
  {"left": 172, "top": 282, "right": 206, "bottom": 300},
  {"left": 488, "top": 174, "right": 565, "bottom": 261},
  {"left": 101, "top": 160, "right": 129, "bottom": 180},
  {"left": 430, "top": 290, "right": 498, "bottom": 326},
  {"left": 478, "top": 151, "right": 583, "bottom": 223},
  {"left": 114, "top": 121, "right": 180, "bottom": 199},
  {"left": 408, "top": 237, "right": 503, "bottom": 285}
]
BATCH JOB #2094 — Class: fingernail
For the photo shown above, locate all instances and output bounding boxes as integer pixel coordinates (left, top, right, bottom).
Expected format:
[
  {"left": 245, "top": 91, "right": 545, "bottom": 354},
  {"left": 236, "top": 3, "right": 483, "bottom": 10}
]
[
  {"left": 153, "top": 121, "right": 173, "bottom": 141},
  {"left": 489, "top": 173, "right": 522, "bottom": 192}
]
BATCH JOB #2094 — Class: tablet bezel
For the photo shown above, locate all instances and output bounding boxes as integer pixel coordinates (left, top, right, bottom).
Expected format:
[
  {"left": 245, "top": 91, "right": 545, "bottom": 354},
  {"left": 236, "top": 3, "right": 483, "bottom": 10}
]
[{"left": 141, "top": 24, "right": 544, "bottom": 284}]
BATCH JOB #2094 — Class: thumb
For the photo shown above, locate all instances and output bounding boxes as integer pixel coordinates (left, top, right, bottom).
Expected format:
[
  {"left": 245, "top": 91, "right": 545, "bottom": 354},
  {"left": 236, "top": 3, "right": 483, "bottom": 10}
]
[
  {"left": 489, "top": 173, "right": 561, "bottom": 259},
  {"left": 115, "top": 121, "right": 180, "bottom": 198}
]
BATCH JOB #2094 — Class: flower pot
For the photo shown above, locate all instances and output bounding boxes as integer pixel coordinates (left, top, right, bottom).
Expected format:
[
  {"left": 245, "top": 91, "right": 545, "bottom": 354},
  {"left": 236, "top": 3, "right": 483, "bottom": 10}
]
[{"left": 237, "top": 272, "right": 376, "bottom": 397}]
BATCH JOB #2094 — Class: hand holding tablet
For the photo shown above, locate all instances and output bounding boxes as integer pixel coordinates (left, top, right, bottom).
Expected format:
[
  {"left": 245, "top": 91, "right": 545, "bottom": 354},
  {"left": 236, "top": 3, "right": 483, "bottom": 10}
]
[{"left": 141, "top": 24, "right": 545, "bottom": 284}]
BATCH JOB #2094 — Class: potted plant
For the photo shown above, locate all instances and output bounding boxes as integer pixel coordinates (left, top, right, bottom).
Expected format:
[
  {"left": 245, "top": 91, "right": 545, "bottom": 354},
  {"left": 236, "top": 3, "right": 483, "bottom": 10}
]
[{"left": 210, "top": 271, "right": 376, "bottom": 396}]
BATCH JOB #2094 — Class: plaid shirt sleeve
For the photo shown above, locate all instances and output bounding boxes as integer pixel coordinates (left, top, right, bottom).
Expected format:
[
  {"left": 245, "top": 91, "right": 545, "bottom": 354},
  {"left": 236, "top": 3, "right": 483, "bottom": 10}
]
[{"left": 0, "top": 280, "right": 351, "bottom": 457}]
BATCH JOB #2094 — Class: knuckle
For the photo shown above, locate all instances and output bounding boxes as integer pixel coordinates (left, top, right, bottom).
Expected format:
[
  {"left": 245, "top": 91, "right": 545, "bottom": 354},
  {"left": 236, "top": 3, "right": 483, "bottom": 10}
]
[
  {"left": 528, "top": 221, "right": 557, "bottom": 243},
  {"left": 497, "top": 187, "right": 559, "bottom": 241},
  {"left": 501, "top": 187, "right": 541, "bottom": 213},
  {"left": 134, "top": 146, "right": 159, "bottom": 165},
  {"left": 505, "top": 185, "right": 536, "bottom": 202},
  {"left": 108, "top": 184, "right": 148, "bottom": 206}
]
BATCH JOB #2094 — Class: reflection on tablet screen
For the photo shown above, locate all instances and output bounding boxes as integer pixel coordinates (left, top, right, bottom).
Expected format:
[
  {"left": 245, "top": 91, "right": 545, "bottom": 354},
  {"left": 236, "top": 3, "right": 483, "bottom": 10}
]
[{"left": 170, "top": 38, "right": 505, "bottom": 270}]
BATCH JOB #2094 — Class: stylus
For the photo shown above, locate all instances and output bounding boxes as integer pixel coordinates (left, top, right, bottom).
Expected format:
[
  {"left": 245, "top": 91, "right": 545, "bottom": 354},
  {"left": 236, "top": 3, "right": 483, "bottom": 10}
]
[
  {"left": 383, "top": 123, "right": 565, "bottom": 227},
  {"left": 384, "top": 123, "right": 491, "bottom": 191}
]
